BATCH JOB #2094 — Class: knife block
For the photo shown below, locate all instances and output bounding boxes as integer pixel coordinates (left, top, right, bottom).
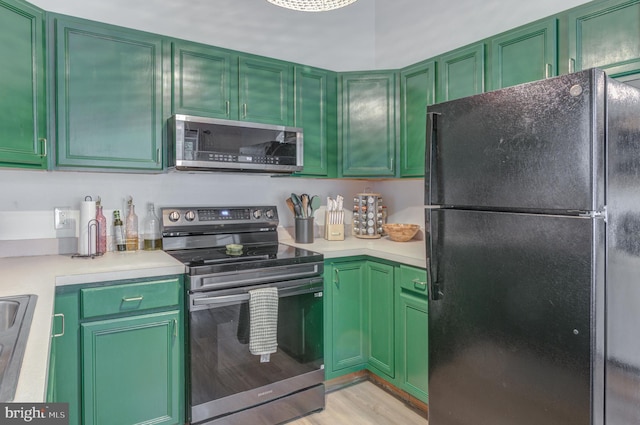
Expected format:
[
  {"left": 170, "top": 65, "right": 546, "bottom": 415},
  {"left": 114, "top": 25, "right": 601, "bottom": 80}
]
[{"left": 324, "top": 213, "right": 345, "bottom": 241}]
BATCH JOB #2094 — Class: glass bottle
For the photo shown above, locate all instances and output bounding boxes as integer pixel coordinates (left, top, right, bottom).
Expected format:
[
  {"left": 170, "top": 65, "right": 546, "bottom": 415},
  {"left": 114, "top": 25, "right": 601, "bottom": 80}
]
[
  {"left": 95, "top": 197, "right": 107, "bottom": 254},
  {"left": 143, "top": 203, "right": 162, "bottom": 250},
  {"left": 113, "top": 210, "right": 126, "bottom": 252},
  {"left": 125, "top": 197, "right": 139, "bottom": 251}
]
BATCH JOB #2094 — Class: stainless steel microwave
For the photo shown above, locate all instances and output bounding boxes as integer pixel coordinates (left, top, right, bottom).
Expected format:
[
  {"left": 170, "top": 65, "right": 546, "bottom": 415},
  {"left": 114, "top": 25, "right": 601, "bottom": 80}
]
[{"left": 168, "top": 114, "right": 303, "bottom": 173}]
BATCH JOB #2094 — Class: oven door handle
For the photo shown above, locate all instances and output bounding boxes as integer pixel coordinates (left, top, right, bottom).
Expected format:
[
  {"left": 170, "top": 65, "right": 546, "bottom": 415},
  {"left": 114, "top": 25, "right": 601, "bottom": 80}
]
[
  {"left": 192, "top": 278, "right": 323, "bottom": 307},
  {"left": 194, "top": 293, "right": 250, "bottom": 306}
]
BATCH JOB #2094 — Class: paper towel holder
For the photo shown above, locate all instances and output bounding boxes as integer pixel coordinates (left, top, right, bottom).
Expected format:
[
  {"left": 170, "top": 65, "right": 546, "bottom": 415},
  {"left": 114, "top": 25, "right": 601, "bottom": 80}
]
[{"left": 72, "top": 196, "right": 103, "bottom": 259}]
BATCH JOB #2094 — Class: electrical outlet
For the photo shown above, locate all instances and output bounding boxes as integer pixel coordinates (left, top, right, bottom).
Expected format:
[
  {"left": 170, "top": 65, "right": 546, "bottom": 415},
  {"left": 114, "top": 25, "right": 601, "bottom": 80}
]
[{"left": 54, "top": 207, "right": 72, "bottom": 230}]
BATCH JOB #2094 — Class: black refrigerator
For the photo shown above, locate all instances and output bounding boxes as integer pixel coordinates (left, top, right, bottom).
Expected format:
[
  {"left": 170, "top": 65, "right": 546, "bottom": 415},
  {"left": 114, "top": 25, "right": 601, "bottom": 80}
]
[{"left": 425, "top": 68, "right": 640, "bottom": 425}]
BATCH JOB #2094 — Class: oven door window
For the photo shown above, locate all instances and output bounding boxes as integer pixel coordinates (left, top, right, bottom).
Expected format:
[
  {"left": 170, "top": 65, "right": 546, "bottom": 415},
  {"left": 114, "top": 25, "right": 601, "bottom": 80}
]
[{"left": 189, "top": 286, "right": 323, "bottom": 406}]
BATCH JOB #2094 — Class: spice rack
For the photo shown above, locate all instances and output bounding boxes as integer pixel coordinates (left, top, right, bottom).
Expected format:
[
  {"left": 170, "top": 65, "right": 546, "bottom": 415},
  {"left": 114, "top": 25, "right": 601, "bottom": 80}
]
[{"left": 352, "top": 193, "right": 383, "bottom": 239}]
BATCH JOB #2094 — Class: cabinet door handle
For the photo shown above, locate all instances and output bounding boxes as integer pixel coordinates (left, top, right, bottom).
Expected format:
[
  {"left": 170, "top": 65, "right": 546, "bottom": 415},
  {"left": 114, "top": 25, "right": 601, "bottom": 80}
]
[
  {"left": 156, "top": 148, "right": 161, "bottom": 165},
  {"left": 569, "top": 58, "right": 576, "bottom": 74},
  {"left": 172, "top": 319, "right": 178, "bottom": 338},
  {"left": 334, "top": 269, "right": 340, "bottom": 289},
  {"left": 226, "top": 100, "right": 230, "bottom": 116},
  {"left": 545, "top": 63, "right": 552, "bottom": 79},
  {"left": 122, "top": 295, "right": 144, "bottom": 302},
  {"left": 242, "top": 103, "right": 247, "bottom": 118},
  {"left": 53, "top": 313, "right": 65, "bottom": 337},
  {"left": 412, "top": 278, "right": 427, "bottom": 291},
  {"left": 39, "top": 138, "right": 47, "bottom": 158}
]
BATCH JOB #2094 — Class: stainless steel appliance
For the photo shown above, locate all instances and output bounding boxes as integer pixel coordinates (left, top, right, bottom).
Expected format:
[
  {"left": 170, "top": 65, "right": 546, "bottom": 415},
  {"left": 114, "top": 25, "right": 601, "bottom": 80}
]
[
  {"left": 168, "top": 115, "right": 303, "bottom": 173},
  {"left": 161, "top": 206, "right": 325, "bottom": 425},
  {"left": 425, "top": 68, "right": 640, "bottom": 425}
]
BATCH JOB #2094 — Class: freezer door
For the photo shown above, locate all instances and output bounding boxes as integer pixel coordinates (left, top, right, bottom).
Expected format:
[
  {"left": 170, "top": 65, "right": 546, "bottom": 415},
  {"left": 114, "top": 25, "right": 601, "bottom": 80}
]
[
  {"left": 426, "top": 69, "right": 605, "bottom": 212},
  {"left": 427, "top": 209, "right": 604, "bottom": 425}
]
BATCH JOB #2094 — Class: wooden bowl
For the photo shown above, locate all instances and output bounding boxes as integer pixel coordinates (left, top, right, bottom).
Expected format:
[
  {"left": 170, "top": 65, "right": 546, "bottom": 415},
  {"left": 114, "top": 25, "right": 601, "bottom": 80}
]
[{"left": 382, "top": 224, "right": 420, "bottom": 242}]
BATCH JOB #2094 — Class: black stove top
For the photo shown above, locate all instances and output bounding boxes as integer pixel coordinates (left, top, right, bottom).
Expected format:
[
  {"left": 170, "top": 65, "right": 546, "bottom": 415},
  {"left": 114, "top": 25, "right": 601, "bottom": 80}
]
[
  {"left": 166, "top": 243, "right": 323, "bottom": 275},
  {"left": 161, "top": 206, "right": 324, "bottom": 280}
]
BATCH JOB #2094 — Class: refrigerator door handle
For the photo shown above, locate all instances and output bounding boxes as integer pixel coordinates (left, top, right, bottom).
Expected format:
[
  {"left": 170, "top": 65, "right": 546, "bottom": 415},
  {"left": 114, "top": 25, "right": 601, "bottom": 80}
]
[
  {"left": 426, "top": 208, "right": 443, "bottom": 301},
  {"left": 426, "top": 112, "right": 440, "bottom": 206}
]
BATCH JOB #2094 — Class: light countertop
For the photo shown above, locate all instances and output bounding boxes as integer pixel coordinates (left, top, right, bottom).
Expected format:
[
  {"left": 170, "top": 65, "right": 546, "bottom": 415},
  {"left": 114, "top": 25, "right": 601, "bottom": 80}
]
[
  {"left": 278, "top": 227, "right": 427, "bottom": 269},
  {"left": 2, "top": 232, "right": 425, "bottom": 403},
  {"left": 0, "top": 250, "right": 185, "bottom": 402}
]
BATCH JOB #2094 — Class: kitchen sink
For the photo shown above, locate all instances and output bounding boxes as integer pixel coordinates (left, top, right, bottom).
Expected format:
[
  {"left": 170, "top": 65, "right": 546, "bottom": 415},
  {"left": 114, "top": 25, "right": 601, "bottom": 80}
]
[{"left": 0, "top": 295, "right": 37, "bottom": 401}]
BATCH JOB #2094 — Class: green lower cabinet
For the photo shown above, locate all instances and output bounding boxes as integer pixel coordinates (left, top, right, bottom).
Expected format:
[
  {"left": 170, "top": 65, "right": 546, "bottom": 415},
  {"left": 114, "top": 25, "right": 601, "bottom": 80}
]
[
  {"left": 366, "top": 261, "right": 395, "bottom": 378},
  {"left": 48, "top": 276, "right": 184, "bottom": 425},
  {"left": 81, "top": 310, "right": 182, "bottom": 425},
  {"left": 325, "top": 259, "right": 367, "bottom": 379},
  {"left": 396, "top": 265, "right": 429, "bottom": 403},
  {"left": 50, "top": 288, "right": 81, "bottom": 423},
  {"left": 325, "top": 258, "right": 428, "bottom": 401}
]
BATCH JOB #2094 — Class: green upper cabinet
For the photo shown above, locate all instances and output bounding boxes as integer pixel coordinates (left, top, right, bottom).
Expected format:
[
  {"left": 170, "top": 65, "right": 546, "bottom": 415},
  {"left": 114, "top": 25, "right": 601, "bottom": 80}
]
[
  {"left": 339, "top": 71, "right": 398, "bottom": 177},
  {"left": 566, "top": 0, "right": 640, "bottom": 77},
  {"left": 399, "top": 60, "right": 435, "bottom": 177},
  {"left": 51, "top": 15, "right": 165, "bottom": 171},
  {"left": 293, "top": 65, "right": 337, "bottom": 177},
  {"left": 238, "top": 55, "right": 293, "bottom": 126},
  {"left": 490, "top": 19, "right": 558, "bottom": 90},
  {"left": 172, "top": 41, "right": 237, "bottom": 120},
  {"left": 437, "top": 43, "right": 485, "bottom": 102},
  {"left": 0, "top": 0, "right": 47, "bottom": 169}
]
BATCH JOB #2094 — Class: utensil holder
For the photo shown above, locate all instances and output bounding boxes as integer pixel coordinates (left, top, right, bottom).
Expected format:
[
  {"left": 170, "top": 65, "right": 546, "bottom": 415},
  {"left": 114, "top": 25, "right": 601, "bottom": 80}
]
[
  {"left": 324, "top": 213, "right": 345, "bottom": 241},
  {"left": 295, "top": 217, "right": 314, "bottom": 244}
]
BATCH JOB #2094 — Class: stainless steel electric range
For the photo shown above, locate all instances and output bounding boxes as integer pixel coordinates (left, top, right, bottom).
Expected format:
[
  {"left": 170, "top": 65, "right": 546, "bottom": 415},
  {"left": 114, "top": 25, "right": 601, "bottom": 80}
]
[{"left": 161, "top": 206, "right": 325, "bottom": 425}]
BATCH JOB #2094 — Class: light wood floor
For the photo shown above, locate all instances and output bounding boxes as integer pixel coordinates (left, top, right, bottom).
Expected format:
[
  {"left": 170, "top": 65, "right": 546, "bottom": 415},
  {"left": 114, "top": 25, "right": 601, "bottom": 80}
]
[{"left": 288, "top": 381, "right": 429, "bottom": 425}]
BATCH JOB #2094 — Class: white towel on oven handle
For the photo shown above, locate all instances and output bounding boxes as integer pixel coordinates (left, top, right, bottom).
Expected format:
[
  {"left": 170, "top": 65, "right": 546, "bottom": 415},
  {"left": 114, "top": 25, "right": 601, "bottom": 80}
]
[{"left": 249, "top": 287, "right": 279, "bottom": 361}]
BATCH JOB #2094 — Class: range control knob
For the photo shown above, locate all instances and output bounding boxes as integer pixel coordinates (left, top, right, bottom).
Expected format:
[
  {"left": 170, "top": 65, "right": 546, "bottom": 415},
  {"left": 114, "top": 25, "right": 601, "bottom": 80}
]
[
  {"left": 253, "top": 209, "right": 263, "bottom": 219},
  {"left": 168, "top": 211, "right": 180, "bottom": 222},
  {"left": 185, "top": 210, "right": 196, "bottom": 222},
  {"left": 265, "top": 209, "right": 275, "bottom": 219}
]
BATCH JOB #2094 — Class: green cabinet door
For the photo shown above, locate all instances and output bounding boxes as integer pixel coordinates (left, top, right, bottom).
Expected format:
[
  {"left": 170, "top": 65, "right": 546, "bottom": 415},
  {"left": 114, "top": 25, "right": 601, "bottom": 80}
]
[
  {"left": 0, "top": 0, "right": 47, "bottom": 169},
  {"left": 399, "top": 60, "right": 435, "bottom": 177},
  {"left": 396, "top": 265, "right": 428, "bottom": 403},
  {"left": 490, "top": 19, "right": 558, "bottom": 90},
  {"left": 325, "top": 260, "right": 367, "bottom": 379},
  {"left": 50, "top": 288, "right": 81, "bottom": 425},
  {"left": 238, "top": 55, "right": 293, "bottom": 126},
  {"left": 81, "top": 310, "right": 182, "bottom": 425},
  {"left": 340, "top": 71, "right": 398, "bottom": 177},
  {"left": 437, "top": 43, "right": 485, "bottom": 102},
  {"left": 567, "top": 0, "right": 640, "bottom": 77},
  {"left": 366, "top": 261, "right": 395, "bottom": 378},
  {"left": 172, "top": 41, "right": 237, "bottom": 119},
  {"left": 52, "top": 15, "right": 165, "bottom": 170},
  {"left": 293, "top": 66, "right": 337, "bottom": 177}
]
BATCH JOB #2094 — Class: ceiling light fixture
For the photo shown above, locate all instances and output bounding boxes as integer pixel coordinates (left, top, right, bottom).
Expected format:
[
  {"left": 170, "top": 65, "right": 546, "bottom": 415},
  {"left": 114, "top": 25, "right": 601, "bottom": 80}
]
[{"left": 267, "top": 0, "right": 358, "bottom": 12}]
